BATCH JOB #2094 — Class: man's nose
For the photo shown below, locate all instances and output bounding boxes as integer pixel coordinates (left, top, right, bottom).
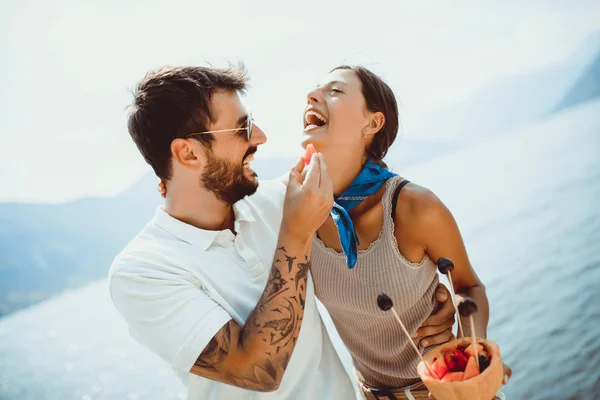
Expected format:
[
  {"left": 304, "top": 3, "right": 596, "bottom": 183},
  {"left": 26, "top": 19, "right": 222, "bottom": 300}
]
[{"left": 250, "top": 124, "right": 267, "bottom": 146}]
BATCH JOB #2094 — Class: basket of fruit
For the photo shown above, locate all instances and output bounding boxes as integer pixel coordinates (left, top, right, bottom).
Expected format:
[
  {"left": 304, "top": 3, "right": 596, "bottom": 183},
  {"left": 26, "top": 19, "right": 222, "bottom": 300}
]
[
  {"left": 377, "top": 257, "right": 507, "bottom": 400},
  {"left": 417, "top": 338, "right": 503, "bottom": 400}
]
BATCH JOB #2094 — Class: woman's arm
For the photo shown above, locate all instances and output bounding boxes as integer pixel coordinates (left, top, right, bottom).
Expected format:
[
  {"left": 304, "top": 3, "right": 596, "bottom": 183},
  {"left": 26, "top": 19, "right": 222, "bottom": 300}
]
[
  {"left": 397, "top": 183, "right": 512, "bottom": 383},
  {"left": 417, "top": 189, "right": 488, "bottom": 338},
  {"left": 395, "top": 184, "right": 489, "bottom": 339}
]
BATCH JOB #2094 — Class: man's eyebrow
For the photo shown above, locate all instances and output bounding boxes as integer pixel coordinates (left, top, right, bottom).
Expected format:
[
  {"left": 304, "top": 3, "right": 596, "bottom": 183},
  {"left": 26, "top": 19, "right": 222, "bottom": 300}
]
[{"left": 236, "top": 114, "right": 248, "bottom": 127}]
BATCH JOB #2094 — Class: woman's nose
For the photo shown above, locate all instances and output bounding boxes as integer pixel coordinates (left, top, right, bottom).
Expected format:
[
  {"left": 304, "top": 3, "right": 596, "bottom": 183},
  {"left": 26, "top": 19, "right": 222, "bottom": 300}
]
[{"left": 306, "top": 88, "right": 322, "bottom": 104}]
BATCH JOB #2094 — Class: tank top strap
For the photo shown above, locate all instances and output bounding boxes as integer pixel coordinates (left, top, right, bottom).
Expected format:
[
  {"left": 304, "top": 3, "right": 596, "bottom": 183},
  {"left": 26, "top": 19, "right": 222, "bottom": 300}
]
[{"left": 382, "top": 176, "right": 409, "bottom": 239}]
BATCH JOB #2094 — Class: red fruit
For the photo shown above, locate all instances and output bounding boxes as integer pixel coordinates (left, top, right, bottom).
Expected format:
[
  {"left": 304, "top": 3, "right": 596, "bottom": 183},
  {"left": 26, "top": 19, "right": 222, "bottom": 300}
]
[
  {"left": 431, "top": 358, "right": 449, "bottom": 380},
  {"left": 444, "top": 349, "right": 469, "bottom": 372},
  {"left": 303, "top": 144, "right": 316, "bottom": 166},
  {"left": 463, "top": 356, "right": 480, "bottom": 380},
  {"left": 441, "top": 371, "right": 464, "bottom": 382}
]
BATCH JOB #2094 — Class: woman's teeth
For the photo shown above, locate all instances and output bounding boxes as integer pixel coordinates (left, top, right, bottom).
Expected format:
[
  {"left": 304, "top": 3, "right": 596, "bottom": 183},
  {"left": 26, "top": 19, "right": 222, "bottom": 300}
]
[
  {"left": 304, "top": 110, "right": 328, "bottom": 131},
  {"left": 305, "top": 111, "right": 327, "bottom": 124},
  {"left": 304, "top": 124, "right": 320, "bottom": 131}
]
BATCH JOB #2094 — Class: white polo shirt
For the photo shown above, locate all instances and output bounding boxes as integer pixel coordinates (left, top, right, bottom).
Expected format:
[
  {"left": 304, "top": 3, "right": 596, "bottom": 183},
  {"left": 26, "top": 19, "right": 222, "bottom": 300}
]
[{"left": 108, "top": 179, "right": 354, "bottom": 399}]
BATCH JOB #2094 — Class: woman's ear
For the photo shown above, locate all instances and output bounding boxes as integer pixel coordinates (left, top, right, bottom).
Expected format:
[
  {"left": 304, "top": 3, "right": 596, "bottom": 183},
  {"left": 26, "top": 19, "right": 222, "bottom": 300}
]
[
  {"left": 367, "top": 111, "right": 385, "bottom": 136},
  {"left": 363, "top": 111, "right": 385, "bottom": 140}
]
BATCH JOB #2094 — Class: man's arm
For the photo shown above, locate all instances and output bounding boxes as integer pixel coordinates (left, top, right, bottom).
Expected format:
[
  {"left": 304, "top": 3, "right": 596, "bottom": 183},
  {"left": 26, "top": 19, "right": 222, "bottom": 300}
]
[
  {"left": 191, "top": 240, "right": 310, "bottom": 391},
  {"left": 191, "top": 153, "right": 332, "bottom": 392}
]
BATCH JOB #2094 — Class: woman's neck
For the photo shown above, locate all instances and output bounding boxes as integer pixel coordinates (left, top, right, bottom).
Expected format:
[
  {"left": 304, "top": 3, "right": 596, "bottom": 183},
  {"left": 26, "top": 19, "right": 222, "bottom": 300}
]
[{"left": 327, "top": 154, "right": 367, "bottom": 196}]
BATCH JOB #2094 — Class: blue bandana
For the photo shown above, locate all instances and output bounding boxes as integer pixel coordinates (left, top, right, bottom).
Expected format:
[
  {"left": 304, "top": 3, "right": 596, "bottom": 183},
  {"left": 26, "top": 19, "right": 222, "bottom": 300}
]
[{"left": 331, "top": 160, "right": 397, "bottom": 268}]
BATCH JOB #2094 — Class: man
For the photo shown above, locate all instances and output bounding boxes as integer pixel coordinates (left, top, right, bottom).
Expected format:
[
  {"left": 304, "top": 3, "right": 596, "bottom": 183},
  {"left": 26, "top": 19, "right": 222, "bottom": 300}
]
[{"left": 109, "top": 65, "right": 454, "bottom": 399}]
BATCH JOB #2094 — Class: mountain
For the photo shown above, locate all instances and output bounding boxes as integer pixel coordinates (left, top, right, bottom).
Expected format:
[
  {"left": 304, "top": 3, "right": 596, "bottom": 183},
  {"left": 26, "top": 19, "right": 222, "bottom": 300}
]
[
  {"left": 553, "top": 50, "right": 600, "bottom": 112},
  {"left": 410, "top": 32, "right": 600, "bottom": 143},
  {"left": 0, "top": 173, "right": 161, "bottom": 316}
]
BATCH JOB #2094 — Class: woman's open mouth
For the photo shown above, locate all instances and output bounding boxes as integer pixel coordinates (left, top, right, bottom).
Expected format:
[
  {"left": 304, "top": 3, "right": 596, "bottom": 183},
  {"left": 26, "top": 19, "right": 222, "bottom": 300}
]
[{"left": 304, "top": 110, "right": 328, "bottom": 132}]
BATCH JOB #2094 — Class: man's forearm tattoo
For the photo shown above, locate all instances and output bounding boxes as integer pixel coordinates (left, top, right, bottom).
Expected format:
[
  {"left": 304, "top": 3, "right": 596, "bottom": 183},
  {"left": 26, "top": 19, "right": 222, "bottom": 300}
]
[
  {"left": 195, "top": 322, "right": 231, "bottom": 370},
  {"left": 193, "top": 245, "right": 311, "bottom": 391}
]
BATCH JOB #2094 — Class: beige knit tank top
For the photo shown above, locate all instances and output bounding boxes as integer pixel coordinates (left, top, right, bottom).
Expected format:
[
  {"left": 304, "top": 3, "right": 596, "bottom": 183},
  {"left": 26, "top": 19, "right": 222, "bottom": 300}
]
[{"left": 311, "top": 176, "right": 440, "bottom": 389}]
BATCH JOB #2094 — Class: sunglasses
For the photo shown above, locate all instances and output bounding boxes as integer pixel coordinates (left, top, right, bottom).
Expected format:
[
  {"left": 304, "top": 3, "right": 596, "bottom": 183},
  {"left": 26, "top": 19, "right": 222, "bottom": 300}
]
[{"left": 186, "top": 114, "right": 253, "bottom": 141}]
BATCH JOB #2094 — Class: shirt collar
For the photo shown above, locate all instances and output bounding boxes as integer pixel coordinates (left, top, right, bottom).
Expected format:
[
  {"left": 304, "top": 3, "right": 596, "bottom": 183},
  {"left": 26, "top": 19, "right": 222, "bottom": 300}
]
[
  {"left": 152, "top": 199, "right": 255, "bottom": 251},
  {"left": 153, "top": 207, "right": 218, "bottom": 251},
  {"left": 233, "top": 198, "right": 256, "bottom": 223}
]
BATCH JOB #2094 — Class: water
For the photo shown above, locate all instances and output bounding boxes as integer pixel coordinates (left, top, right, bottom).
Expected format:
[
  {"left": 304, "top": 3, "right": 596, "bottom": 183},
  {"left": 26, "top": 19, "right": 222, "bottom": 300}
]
[{"left": 1, "top": 100, "right": 599, "bottom": 399}]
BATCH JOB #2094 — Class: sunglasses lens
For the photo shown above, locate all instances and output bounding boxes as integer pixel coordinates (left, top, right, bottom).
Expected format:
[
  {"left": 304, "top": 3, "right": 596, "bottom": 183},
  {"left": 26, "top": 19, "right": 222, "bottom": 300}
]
[{"left": 248, "top": 117, "right": 253, "bottom": 141}]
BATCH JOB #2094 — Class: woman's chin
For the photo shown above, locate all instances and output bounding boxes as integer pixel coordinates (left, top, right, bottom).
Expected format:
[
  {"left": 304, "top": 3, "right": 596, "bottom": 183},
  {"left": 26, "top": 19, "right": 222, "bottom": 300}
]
[{"left": 301, "top": 128, "right": 327, "bottom": 146}]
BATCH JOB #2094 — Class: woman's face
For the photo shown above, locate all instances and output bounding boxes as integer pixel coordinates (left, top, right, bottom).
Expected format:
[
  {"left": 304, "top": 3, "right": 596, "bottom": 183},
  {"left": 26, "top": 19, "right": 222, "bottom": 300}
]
[{"left": 302, "top": 69, "right": 374, "bottom": 160}]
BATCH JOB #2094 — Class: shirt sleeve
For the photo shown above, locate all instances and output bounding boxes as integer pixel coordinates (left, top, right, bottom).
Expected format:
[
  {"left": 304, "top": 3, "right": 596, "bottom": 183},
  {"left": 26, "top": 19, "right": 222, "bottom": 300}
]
[{"left": 109, "top": 263, "right": 232, "bottom": 373}]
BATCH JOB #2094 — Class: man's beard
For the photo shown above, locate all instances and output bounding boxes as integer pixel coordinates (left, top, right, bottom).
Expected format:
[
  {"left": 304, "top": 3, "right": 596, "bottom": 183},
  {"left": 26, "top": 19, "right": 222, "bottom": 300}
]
[{"left": 200, "top": 147, "right": 259, "bottom": 205}]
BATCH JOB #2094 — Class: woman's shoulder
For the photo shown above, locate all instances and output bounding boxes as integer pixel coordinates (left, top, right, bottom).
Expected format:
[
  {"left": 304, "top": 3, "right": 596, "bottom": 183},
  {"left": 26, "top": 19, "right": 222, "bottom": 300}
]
[{"left": 393, "top": 180, "right": 451, "bottom": 229}]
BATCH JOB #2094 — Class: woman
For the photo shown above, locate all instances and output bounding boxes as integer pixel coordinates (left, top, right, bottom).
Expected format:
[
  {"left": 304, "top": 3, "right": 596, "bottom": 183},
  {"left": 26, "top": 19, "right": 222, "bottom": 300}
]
[
  {"left": 159, "top": 65, "right": 510, "bottom": 399},
  {"left": 300, "top": 65, "right": 510, "bottom": 399}
]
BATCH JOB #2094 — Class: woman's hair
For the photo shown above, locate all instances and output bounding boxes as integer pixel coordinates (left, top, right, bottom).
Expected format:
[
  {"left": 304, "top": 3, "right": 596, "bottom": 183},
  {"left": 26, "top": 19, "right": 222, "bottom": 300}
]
[{"left": 331, "top": 65, "right": 399, "bottom": 168}]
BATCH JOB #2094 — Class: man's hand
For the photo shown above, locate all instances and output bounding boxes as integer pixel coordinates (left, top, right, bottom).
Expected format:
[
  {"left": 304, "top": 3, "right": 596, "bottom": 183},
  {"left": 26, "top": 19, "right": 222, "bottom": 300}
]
[
  {"left": 502, "top": 363, "right": 512, "bottom": 385},
  {"left": 281, "top": 153, "right": 333, "bottom": 243},
  {"left": 412, "top": 283, "right": 456, "bottom": 348}
]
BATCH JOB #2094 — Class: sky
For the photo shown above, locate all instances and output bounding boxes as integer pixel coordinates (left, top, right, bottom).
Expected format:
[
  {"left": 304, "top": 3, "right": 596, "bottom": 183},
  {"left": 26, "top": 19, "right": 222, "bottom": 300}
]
[{"left": 1, "top": 0, "right": 599, "bottom": 203}]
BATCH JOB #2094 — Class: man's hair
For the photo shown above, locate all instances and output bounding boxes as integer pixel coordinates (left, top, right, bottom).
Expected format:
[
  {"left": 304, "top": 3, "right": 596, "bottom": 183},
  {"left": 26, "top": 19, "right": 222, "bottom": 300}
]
[{"left": 127, "top": 65, "right": 249, "bottom": 181}]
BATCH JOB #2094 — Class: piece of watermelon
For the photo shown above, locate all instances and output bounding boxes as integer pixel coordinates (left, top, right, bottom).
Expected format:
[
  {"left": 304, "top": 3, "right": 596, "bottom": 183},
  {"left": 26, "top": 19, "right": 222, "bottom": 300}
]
[
  {"left": 464, "top": 342, "right": 485, "bottom": 358},
  {"left": 444, "top": 349, "right": 469, "bottom": 372},
  {"left": 303, "top": 144, "right": 316, "bottom": 166},
  {"left": 463, "top": 356, "right": 480, "bottom": 380},
  {"left": 441, "top": 371, "right": 464, "bottom": 383},
  {"left": 431, "top": 358, "right": 449, "bottom": 380}
]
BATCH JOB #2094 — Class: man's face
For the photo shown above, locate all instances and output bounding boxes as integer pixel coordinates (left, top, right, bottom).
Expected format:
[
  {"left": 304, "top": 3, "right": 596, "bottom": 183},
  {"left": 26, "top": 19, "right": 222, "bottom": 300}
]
[{"left": 200, "top": 91, "right": 266, "bottom": 204}]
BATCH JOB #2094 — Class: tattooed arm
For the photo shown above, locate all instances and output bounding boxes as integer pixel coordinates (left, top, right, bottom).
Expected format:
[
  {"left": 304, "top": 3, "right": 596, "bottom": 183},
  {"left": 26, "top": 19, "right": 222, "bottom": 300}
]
[
  {"left": 191, "top": 240, "right": 311, "bottom": 391},
  {"left": 190, "top": 154, "right": 333, "bottom": 392}
]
